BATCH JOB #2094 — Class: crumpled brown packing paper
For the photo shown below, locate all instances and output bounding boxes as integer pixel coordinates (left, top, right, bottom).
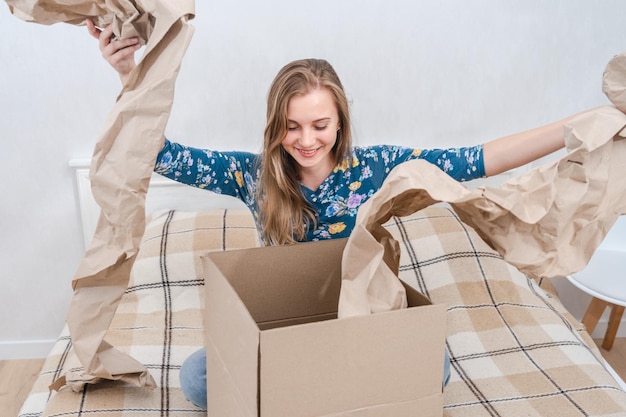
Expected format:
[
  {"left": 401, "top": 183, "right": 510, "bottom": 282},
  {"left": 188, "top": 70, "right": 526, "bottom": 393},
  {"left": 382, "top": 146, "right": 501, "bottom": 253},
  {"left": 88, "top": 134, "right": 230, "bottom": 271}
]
[
  {"left": 6, "top": 0, "right": 195, "bottom": 391},
  {"left": 339, "top": 53, "right": 626, "bottom": 318}
]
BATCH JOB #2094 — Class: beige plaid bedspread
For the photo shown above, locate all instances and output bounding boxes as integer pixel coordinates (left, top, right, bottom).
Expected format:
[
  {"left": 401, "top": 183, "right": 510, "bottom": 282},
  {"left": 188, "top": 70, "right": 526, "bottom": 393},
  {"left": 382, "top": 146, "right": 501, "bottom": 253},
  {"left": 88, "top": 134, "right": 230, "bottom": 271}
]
[{"left": 19, "top": 206, "right": 626, "bottom": 417}]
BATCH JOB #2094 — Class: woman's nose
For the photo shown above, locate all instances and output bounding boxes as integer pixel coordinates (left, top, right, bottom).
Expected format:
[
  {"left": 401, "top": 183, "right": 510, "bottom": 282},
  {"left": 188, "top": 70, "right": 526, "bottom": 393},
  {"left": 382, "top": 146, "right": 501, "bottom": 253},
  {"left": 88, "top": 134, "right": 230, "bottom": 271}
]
[{"left": 299, "top": 128, "right": 316, "bottom": 146}]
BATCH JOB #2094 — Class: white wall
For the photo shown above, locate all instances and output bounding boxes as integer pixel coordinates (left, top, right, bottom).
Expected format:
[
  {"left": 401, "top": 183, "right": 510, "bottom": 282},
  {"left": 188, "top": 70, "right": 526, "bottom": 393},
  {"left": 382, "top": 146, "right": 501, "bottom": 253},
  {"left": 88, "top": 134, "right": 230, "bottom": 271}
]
[{"left": 2, "top": 0, "right": 625, "bottom": 358}]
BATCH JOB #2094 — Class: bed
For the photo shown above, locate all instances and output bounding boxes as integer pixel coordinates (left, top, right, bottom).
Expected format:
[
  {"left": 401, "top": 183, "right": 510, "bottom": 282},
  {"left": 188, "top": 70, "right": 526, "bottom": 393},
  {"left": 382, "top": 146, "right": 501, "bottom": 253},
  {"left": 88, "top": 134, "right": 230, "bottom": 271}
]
[{"left": 18, "top": 167, "right": 626, "bottom": 417}]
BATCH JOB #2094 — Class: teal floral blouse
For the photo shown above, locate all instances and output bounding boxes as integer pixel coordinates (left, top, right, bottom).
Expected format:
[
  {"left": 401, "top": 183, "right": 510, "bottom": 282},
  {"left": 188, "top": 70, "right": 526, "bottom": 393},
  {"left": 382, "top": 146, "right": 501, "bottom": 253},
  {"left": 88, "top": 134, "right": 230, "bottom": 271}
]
[{"left": 154, "top": 139, "right": 485, "bottom": 243}]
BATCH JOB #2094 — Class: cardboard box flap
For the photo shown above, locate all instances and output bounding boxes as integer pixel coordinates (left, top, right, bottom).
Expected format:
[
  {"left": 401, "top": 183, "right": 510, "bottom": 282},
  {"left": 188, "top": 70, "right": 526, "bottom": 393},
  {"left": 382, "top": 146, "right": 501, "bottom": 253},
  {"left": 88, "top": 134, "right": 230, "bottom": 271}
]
[
  {"left": 207, "top": 239, "right": 347, "bottom": 327},
  {"left": 203, "top": 253, "right": 260, "bottom": 417},
  {"left": 205, "top": 339, "right": 257, "bottom": 417},
  {"left": 401, "top": 280, "right": 432, "bottom": 307},
  {"left": 259, "top": 303, "right": 447, "bottom": 417}
]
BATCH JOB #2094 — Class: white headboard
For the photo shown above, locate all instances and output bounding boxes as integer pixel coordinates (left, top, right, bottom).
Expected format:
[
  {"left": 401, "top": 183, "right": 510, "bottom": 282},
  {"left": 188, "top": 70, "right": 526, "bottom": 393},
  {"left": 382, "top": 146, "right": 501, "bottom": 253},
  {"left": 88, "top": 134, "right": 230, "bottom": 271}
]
[{"left": 69, "top": 158, "right": 247, "bottom": 248}]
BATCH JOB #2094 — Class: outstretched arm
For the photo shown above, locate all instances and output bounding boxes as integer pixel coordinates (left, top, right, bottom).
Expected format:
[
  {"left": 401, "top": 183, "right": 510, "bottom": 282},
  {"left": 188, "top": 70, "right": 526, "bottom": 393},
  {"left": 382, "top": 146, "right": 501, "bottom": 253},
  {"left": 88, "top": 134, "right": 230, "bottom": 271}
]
[
  {"left": 482, "top": 110, "right": 590, "bottom": 177},
  {"left": 86, "top": 18, "right": 140, "bottom": 85}
]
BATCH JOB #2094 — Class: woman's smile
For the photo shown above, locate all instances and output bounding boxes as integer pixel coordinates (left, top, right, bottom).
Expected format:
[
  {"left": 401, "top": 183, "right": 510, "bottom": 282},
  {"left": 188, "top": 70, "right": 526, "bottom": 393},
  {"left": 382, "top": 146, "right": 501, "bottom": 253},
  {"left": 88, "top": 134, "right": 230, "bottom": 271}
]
[{"left": 296, "top": 146, "right": 321, "bottom": 157}]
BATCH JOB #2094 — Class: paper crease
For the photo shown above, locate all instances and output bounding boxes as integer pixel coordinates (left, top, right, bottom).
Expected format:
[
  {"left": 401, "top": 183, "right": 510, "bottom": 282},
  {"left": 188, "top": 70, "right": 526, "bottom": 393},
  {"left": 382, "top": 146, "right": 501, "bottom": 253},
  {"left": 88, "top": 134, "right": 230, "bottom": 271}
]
[
  {"left": 6, "top": 0, "right": 195, "bottom": 391},
  {"left": 339, "top": 52, "right": 626, "bottom": 318}
]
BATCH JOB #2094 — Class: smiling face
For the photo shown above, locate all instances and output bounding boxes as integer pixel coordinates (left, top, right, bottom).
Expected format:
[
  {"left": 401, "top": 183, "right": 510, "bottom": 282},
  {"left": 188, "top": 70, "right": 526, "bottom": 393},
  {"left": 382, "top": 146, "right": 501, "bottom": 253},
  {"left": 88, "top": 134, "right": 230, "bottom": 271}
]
[
  {"left": 259, "top": 59, "right": 352, "bottom": 243},
  {"left": 281, "top": 88, "right": 341, "bottom": 190}
]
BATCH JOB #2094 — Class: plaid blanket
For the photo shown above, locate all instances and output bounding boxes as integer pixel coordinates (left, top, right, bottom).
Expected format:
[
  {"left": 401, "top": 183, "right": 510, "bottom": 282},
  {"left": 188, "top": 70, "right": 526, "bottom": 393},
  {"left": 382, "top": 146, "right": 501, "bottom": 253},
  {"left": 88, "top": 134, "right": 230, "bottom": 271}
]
[{"left": 19, "top": 207, "right": 626, "bottom": 417}]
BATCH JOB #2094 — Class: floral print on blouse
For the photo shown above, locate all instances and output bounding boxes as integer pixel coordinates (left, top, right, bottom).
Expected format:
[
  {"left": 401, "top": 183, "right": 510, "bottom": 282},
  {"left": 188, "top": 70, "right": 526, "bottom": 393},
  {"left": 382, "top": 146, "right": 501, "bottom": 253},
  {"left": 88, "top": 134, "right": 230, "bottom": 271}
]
[{"left": 154, "top": 139, "right": 485, "bottom": 243}]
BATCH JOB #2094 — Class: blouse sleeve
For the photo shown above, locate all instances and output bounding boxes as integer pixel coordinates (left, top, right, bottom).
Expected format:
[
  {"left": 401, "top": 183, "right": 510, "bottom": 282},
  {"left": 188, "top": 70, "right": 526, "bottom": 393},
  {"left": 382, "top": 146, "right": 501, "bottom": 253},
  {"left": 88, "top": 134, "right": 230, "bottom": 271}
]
[
  {"left": 416, "top": 145, "right": 485, "bottom": 181},
  {"left": 363, "top": 144, "right": 485, "bottom": 183},
  {"left": 154, "top": 139, "right": 260, "bottom": 203}
]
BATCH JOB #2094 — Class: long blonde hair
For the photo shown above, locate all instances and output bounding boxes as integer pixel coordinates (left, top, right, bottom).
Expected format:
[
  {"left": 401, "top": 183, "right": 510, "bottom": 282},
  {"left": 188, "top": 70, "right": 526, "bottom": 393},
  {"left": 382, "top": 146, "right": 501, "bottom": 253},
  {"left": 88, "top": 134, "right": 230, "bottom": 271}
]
[{"left": 258, "top": 58, "right": 352, "bottom": 245}]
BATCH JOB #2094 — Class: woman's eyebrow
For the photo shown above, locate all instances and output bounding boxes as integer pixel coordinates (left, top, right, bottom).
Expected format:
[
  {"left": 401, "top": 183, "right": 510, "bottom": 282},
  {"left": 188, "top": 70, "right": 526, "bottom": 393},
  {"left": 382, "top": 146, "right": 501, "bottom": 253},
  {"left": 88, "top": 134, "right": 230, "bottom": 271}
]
[{"left": 287, "top": 117, "right": 332, "bottom": 124}]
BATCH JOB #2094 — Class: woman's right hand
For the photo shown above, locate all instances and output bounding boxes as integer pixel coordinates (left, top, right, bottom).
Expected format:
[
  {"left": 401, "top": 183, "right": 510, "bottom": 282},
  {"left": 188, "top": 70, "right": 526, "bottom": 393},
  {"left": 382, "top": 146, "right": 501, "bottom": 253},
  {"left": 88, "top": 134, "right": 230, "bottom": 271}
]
[{"left": 86, "top": 18, "right": 140, "bottom": 84}]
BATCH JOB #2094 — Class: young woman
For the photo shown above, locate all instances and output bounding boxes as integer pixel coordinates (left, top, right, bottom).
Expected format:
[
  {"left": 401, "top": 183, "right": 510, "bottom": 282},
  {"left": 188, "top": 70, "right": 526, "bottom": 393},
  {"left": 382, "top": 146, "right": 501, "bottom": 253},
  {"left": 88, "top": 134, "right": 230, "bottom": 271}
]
[{"left": 88, "top": 20, "right": 587, "bottom": 408}]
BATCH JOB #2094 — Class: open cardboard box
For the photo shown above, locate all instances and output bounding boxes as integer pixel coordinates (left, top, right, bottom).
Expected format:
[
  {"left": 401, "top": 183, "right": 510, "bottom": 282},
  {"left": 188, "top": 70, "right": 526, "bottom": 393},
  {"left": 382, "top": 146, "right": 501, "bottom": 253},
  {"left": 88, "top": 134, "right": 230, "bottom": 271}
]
[{"left": 202, "top": 238, "right": 446, "bottom": 417}]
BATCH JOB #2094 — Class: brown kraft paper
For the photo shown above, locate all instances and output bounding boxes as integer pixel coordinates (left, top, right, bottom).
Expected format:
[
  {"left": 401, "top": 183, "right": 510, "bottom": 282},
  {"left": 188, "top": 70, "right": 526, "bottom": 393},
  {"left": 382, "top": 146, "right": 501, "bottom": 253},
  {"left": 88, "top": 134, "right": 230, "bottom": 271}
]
[
  {"left": 339, "top": 52, "right": 626, "bottom": 318},
  {"left": 5, "top": 0, "right": 195, "bottom": 391}
]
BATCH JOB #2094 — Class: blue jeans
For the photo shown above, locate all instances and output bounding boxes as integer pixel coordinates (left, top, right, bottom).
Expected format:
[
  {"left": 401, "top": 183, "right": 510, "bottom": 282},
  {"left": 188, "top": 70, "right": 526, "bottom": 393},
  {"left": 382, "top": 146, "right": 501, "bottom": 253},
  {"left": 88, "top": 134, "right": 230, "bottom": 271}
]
[
  {"left": 179, "top": 348, "right": 208, "bottom": 409},
  {"left": 180, "top": 347, "right": 451, "bottom": 409}
]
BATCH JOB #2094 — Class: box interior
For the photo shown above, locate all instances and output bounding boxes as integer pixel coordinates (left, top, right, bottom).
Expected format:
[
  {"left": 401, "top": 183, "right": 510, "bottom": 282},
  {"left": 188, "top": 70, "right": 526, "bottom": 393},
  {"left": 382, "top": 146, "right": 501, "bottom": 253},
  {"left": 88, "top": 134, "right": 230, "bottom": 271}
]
[{"left": 208, "top": 238, "right": 432, "bottom": 331}]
